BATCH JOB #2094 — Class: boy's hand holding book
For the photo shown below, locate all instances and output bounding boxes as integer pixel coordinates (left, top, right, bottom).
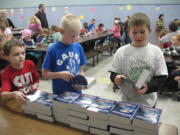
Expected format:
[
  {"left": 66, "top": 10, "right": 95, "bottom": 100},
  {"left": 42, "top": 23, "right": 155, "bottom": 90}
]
[
  {"left": 60, "top": 71, "right": 75, "bottom": 81},
  {"left": 133, "top": 83, "right": 148, "bottom": 95},
  {"left": 13, "top": 91, "right": 26, "bottom": 104},
  {"left": 115, "top": 75, "right": 125, "bottom": 86}
]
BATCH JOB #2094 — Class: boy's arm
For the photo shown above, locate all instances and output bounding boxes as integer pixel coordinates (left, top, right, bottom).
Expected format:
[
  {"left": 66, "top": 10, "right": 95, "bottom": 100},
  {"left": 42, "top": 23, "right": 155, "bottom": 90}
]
[
  {"left": 146, "top": 75, "right": 167, "bottom": 94},
  {"left": 79, "top": 66, "right": 85, "bottom": 76},
  {"left": 110, "top": 72, "right": 124, "bottom": 86},
  {"left": 1, "top": 91, "right": 26, "bottom": 104},
  {"left": 146, "top": 48, "right": 168, "bottom": 94},
  {"left": 42, "top": 69, "right": 74, "bottom": 81}
]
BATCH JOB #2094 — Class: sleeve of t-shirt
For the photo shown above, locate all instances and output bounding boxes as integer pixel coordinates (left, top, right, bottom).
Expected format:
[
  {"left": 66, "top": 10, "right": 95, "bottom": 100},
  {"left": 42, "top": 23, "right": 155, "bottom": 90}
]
[
  {"left": 42, "top": 47, "right": 55, "bottom": 71},
  {"left": 1, "top": 70, "right": 12, "bottom": 92},
  {"left": 160, "top": 33, "right": 170, "bottom": 43},
  {"left": 109, "top": 49, "right": 122, "bottom": 74},
  {"left": 79, "top": 45, "right": 87, "bottom": 66},
  {"left": 154, "top": 48, "right": 168, "bottom": 76},
  {"left": 29, "top": 60, "right": 39, "bottom": 84}
]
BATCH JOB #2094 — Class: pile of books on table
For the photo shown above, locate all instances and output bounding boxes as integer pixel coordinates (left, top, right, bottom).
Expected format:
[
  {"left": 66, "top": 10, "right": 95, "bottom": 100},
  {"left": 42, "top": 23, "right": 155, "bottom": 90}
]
[
  {"left": 68, "top": 94, "right": 99, "bottom": 132},
  {"left": 21, "top": 90, "right": 55, "bottom": 122},
  {"left": 133, "top": 105, "right": 162, "bottom": 135},
  {"left": 21, "top": 90, "right": 162, "bottom": 135},
  {"left": 52, "top": 91, "right": 80, "bottom": 125},
  {"left": 87, "top": 98, "right": 117, "bottom": 135},
  {"left": 109, "top": 101, "right": 139, "bottom": 135}
]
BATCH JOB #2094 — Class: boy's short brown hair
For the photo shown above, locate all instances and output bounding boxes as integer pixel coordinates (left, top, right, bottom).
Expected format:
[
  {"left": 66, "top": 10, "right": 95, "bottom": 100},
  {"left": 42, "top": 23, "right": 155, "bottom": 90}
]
[
  {"left": 128, "top": 13, "right": 150, "bottom": 29},
  {"left": 60, "top": 14, "right": 81, "bottom": 32},
  {"left": 3, "top": 39, "right": 24, "bottom": 56},
  {"left": 51, "top": 25, "right": 59, "bottom": 32},
  {"left": 83, "top": 22, "right": 89, "bottom": 29},
  {"left": 169, "top": 21, "right": 177, "bottom": 32},
  {"left": 42, "top": 28, "right": 49, "bottom": 36}
]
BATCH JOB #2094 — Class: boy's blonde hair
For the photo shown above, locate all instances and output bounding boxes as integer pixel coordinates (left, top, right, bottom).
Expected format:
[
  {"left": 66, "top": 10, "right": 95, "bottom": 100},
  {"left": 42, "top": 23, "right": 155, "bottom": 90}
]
[
  {"left": 28, "top": 15, "right": 41, "bottom": 25},
  {"left": 128, "top": 13, "right": 150, "bottom": 29},
  {"left": 3, "top": 39, "right": 24, "bottom": 56},
  {"left": 60, "top": 14, "right": 81, "bottom": 32}
]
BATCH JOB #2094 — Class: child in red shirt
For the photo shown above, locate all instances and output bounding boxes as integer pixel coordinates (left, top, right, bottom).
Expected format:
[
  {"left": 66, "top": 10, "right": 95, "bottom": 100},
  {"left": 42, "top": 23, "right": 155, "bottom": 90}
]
[{"left": 0, "top": 39, "right": 39, "bottom": 104}]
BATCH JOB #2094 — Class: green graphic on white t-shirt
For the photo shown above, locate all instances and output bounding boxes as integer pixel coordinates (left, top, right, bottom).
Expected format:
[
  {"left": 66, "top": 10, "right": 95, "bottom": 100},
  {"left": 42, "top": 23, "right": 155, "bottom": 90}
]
[{"left": 128, "top": 66, "right": 151, "bottom": 81}]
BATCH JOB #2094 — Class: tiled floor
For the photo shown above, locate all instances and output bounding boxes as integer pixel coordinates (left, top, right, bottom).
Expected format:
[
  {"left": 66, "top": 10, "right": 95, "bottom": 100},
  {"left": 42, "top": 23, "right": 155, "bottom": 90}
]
[{"left": 39, "top": 54, "right": 180, "bottom": 133}]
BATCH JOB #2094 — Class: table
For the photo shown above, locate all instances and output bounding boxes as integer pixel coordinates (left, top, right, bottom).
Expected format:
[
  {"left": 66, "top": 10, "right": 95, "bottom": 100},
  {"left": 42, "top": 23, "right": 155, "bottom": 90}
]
[
  {"left": 0, "top": 106, "right": 87, "bottom": 135},
  {"left": 78, "top": 31, "right": 113, "bottom": 44},
  {"left": 0, "top": 106, "right": 178, "bottom": 135}
]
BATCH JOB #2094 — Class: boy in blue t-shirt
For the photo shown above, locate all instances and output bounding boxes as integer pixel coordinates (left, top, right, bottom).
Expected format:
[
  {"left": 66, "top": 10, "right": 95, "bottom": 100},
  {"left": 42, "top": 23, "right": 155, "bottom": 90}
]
[
  {"left": 88, "top": 19, "right": 96, "bottom": 32},
  {"left": 42, "top": 14, "right": 87, "bottom": 95}
]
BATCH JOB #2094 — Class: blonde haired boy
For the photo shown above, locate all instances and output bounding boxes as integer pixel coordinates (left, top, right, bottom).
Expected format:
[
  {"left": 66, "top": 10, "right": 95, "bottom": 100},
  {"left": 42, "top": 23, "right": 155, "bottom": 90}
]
[
  {"left": 42, "top": 14, "right": 86, "bottom": 95},
  {"left": 109, "top": 13, "right": 168, "bottom": 107}
]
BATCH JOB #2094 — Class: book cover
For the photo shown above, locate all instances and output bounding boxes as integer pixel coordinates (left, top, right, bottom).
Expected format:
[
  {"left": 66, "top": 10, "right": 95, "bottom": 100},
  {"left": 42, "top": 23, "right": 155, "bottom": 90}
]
[
  {"left": 87, "top": 98, "right": 117, "bottom": 114},
  {"left": 133, "top": 105, "right": 162, "bottom": 125},
  {"left": 53, "top": 91, "right": 80, "bottom": 104},
  {"left": 110, "top": 101, "right": 139, "bottom": 120},
  {"left": 70, "top": 75, "right": 88, "bottom": 89},
  {"left": 26, "top": 90, "right": 56, "bottom": 107},
  {"left": 71, "top": 94, "right": 99, "bottom": 108},
  {"left": 122, "top": 69, "right": 151, "bottom": 90}
]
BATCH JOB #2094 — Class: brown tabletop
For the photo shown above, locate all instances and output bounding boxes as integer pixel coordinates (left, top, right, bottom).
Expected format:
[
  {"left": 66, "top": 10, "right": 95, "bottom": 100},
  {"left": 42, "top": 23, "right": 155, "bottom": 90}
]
[
  {"left": 26, "top": 45, "right": 48, "bottom": 52},
  {"left": 0, "top": 105, "right": 178, "bottom": 135},
  {"left": 0, "top": 106, "right": 88, "bottom": 135}
]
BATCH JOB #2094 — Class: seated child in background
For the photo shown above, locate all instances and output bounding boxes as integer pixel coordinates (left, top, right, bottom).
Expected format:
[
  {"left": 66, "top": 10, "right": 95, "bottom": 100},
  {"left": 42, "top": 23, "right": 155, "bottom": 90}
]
[
  {"left": 88, "top": 19, "right": 96, "bottom": 32},
  {"left": 42, "top": 14, "right": 87, "bottom": 95},
  {"left": 80, "top": 22, "right": 89, "bottom": 37},
  {"left": 109, "top": 13, "right": 168, "bottom": 107},
  {"left": 0, "top": 35, "right": 9, "bottom": 89},
  {"left": 164, "top": 34, "right": 180, "bottom": 92},
  {"left": 159, "top": 29, "right": 171, "bottom": 48},
  {"left": 28, "top": 16, "right": 42, "bottom": 42},
  {"left": 21, "top": 29, "right": 34, "bottom": 46},
  {"left": 160, "top": 21, "right": 180, "bottom": 48},
  {"left": 37, "top": 28, "right": 51, "bottom": 46},
  {"left": 0, "top": 18, "right": 13, "bottom": 40},
  {"left": 21, "top": 29, "right": 39, "bottom": 65},
  {"left": 0, "top": 39, "right": 39, "bottom": 104},
  {"left": 95, "top": 23, "right": 105, "bottom": 34},
  {"left": 50, "top": 25, "right": 61, "bottom": 43},
  {"left": 95, "top": 23, "right": 106, "bottom": 47}
]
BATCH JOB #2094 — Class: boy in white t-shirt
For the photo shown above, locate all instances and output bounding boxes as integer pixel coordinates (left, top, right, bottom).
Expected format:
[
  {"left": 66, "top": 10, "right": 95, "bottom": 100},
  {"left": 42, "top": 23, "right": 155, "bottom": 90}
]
[{"left": 109, "top": 13, "right": 168, "bottom": 107}]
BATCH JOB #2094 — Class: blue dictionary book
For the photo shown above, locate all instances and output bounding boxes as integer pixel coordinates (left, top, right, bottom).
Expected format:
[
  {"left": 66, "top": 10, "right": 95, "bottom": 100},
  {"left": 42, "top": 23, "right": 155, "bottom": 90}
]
[
  {"left": 70, "top": 94, "right": 99, "bottom": 112},
  {"left": 109, "top": 101, "right": 139, "bottom": 124},
  {"left": 52, "top": 91, "right": 80, "bottom": 109},
  {"left": 133, "top": 105, "right": 162, "bottom": 130},
  {"left": 35, "top": 92, "right": 55, "bottom": 107},
  {"left": 23, "top": 90, "right": 56, "bottom": 115},
  {"left": 87, "top": 98, "right": 117, "bottom": 120}
]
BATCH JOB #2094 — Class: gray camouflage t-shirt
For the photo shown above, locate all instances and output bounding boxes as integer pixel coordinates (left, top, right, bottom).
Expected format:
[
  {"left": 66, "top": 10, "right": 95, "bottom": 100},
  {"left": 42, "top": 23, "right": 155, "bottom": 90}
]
[{"left": 109, "top": 43, "right": 168, "bottom": 107}]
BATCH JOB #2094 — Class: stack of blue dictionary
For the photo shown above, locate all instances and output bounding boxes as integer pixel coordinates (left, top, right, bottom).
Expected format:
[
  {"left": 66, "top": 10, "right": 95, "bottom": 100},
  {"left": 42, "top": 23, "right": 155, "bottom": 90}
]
[
  {"left": 52, "top": 91, "right": 80, "bottom": 124},
  {"left": 68, "top": 94, "right": 99, "bottom": 132},
  {"left": 22, "top": 90, "right": 56, "bottom": 122},
  {"left": 133, "top": 105, "right": 162, "bottom": 135},
  {"left": 109, "top": 101, "right": 139, "bottom": 135},
  {"left": 87, "top": 98, "right": 117, "bottom": 135}
]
